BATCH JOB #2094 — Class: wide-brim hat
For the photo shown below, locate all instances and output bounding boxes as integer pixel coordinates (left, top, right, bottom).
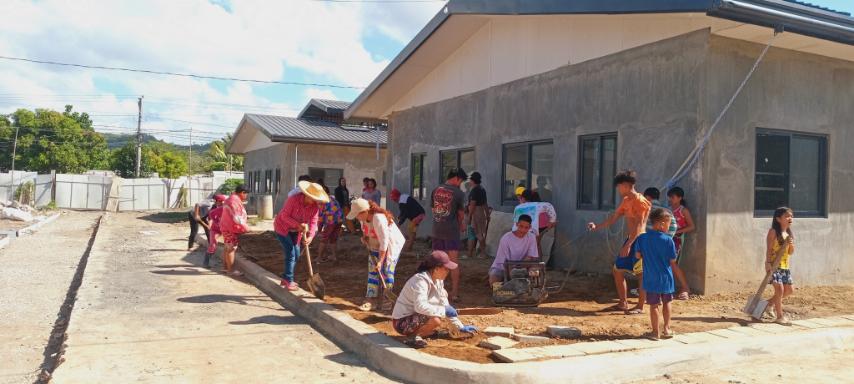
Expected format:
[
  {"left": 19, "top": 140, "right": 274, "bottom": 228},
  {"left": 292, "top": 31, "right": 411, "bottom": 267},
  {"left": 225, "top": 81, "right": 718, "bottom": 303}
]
[
  {"left": 298, "top": 181, "right": 330, "bottom": 203},
  {"left": 346, "top": 198, "right": 370, "bottom": 220}
]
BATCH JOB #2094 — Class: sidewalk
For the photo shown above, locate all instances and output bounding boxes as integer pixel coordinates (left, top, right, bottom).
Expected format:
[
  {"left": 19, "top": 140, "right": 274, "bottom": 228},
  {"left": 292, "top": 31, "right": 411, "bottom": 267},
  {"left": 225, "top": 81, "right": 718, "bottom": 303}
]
[
  {"left": 51, "top": 212, "right": 394, "bottom": 383},
  {"left": 0, "top": 212, "right": 101, "bottom": 384}
]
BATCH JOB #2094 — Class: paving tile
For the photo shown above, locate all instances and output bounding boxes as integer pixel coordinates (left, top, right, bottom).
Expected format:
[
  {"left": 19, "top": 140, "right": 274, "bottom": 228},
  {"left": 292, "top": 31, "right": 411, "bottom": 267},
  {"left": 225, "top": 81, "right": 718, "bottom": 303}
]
[
  {"left": 478, "top": 336, "right": 518, "bottom": 350},
  {"left": 707, "top": 328, "right": 750, "bottom": 339},
  {"left": 570, "top": 340, "right": 631, "bottom": 355},
  {"left": 614, "top": 338, "right": 660, "bottom": 350},
  {"left": 808, "top": 317, "right": 842, "bottom": 327},
  {"left": 539, "top": 344, "right": 586, "bottom": 358},
  {"left": 727, "top": 326, "right": 774, "bottom": 336},
  {"left": 814, "top": 317, "right": 854, "bottom": 327},
  {"left": 841, "top": 314, "right": 854, "bottom": 322},
  {"left": 484, "top": 326, "right": 515, "bottom": 338},
  {"left": 492, "top": 348, "right": 540, "bottom": 363},
  {"left": 672, "top": 332, "right": 713, "bottom": 344},
  {"left": 683, "top": 331, "right": 727, "bottom": 343},
  {"left": 791, "top": 319, "right": 827, "bottom": 329},
  {"left": 512, "top": 334, "right": 552, "bottom": 344},
  {"left": 749, "top": 323, "right": 797, "bottom": 334},
  {"left": 830, "top": 316, "right": 854, "bottom": 325}
]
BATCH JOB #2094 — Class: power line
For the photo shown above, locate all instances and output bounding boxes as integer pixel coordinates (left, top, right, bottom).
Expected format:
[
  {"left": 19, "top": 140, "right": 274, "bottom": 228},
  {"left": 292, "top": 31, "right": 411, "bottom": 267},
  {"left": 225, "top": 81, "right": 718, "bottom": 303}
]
[
  {"left": 0, "top": 55, "right": 364, "bottom": 89},
  {"left": 307, "top": 0, "right": 445, "bottom": 3}
]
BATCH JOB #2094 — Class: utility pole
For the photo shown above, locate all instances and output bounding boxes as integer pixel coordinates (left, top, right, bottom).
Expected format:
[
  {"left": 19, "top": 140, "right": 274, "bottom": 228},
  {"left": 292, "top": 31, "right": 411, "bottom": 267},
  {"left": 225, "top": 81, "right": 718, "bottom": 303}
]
[
  {"left": 188, "top": 126, "right": 193, "bottom": 205},
  {"left": 135, "top": 96, "right": 143, "bottom": 178},
  {"left": 10, "top": 125, "right": 19, "bottom": 186}
]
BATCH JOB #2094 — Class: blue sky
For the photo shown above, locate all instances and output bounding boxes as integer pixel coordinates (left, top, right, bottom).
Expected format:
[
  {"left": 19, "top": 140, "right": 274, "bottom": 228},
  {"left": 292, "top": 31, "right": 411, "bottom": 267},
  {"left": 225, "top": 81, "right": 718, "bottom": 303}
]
[{"left": 0, "top": 0, "right": 850, "bottom": 144}]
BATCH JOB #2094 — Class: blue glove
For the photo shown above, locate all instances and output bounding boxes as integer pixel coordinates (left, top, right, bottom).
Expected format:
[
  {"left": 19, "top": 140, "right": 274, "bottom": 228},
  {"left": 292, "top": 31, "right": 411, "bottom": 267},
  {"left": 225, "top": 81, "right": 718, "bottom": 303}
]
[
  {"left": 459, "top": 325, "right": 478, "bottom": 334},
  {"left": 445, "top": 305, "right": 458, "bottom": 318}
]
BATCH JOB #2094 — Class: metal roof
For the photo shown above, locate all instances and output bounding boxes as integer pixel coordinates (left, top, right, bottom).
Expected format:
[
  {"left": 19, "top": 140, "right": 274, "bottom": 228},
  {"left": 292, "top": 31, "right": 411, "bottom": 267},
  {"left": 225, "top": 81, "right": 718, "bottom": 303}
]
[
  {"left": 297, "top": 98, "right": 352, "bottom": 119},
  {"left": 345, "top": 0, "right": 854, "bottom": 120},
  {"left": 243, "top": 113, "right": 386, "bottom": 148},
  {"left": 313, "top": 99, "right": 351, "bottom": 112}
]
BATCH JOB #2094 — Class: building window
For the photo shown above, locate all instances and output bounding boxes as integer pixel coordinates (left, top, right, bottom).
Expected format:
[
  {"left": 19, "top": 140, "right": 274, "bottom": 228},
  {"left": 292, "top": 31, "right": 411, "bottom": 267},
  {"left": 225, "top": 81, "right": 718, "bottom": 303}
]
[
  {"left": 253, "top": 170, "right": 260, "bottom": 193},
  {"left": 502, "top": 141, "right": 554, "bottom": 204},
  {"left": 411, "top": 153, "right": 426, "bottom": 200},
  {"left": 274, "top": 169, "right": 281, "bottom": 195},
  {"left": 439, "top": 148, "right": 475, "bottom": 183},
  {"left": 755, "top": 129, "right": 827, "bottom": 217},
  {"left": 308, "top": 167, "right": 343, "bottom": 191},
  {"left": 578, "top": 134, "right": 617, "bottom": 210},
  {"left": 264, "top": 170, "right": 272, "bottom": 194},
  {"left": 246, "top": 172, "right": 252, "bottom": 192}
]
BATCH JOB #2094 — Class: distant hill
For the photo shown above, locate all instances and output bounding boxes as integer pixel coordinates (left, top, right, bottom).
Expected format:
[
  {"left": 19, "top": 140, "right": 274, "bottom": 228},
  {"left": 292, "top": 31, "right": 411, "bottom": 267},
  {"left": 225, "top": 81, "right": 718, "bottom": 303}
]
[{"left": 102, "top": 132, "right": 213, "bottom": 152}]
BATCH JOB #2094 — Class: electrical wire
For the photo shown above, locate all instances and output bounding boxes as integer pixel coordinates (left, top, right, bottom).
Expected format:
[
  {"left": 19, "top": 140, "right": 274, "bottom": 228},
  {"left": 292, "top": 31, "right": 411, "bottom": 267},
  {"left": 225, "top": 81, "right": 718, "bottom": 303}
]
[{"left": 0, "top": 55, "right": 363, "bottom": 89}]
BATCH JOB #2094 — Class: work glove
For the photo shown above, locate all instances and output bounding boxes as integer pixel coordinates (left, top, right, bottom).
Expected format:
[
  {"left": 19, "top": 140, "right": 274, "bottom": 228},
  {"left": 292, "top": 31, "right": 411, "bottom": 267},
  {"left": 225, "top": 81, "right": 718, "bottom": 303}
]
[
  {"left": 459, "top": 325, "right": 478, "bottom": 334},
  {"left": 444, "top": 305, "right": 458, "bottom": 318}
]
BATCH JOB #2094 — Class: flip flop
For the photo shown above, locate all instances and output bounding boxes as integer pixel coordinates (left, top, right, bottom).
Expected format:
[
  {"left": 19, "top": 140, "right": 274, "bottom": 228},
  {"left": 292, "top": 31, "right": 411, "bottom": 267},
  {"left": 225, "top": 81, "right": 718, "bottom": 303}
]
[
  {"left": 662, "top": 329, "right": 676, "bottom": 339},
  {"left": 642, "top": 332, "right": 660, "bottom": 341},
  {"left": 677, "top": 291, "right": 690, "bottom": 300},
  {"left": 358, "top": 302, "right": 373, "bottom": 312},
  {"left": 625, "top": 308, "right": 644, "bottom": 315},
  {"left": 603, "top": 304, "right": 629, "bottom": 312}
]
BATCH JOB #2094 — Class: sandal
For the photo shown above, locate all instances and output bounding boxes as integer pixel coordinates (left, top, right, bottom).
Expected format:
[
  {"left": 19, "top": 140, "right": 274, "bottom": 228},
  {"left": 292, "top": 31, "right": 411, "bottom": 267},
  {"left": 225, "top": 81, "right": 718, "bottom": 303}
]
[
  {"left": 677, "top": 291, "right": 690, "bottom": 300},
  {"left": 643, "top": 332, "right": 660, "bottom": 341},
  {"left": 358, "top": 302, "right": 373, "bottom": 312},
  {"left": 603, "top": 304, "right": 629, "bottom": 312},
  {"left": 405, "top": 336, "right": 428, "bottom": 349},
  {"left": 774, "top": 317, "right": 791, "bottom": 325},
  {"left": 662, "top": 329, "right": 676, "bottom": 339},
  {"left": 625, "top": 308, "right": 644, "bottom": 315}
]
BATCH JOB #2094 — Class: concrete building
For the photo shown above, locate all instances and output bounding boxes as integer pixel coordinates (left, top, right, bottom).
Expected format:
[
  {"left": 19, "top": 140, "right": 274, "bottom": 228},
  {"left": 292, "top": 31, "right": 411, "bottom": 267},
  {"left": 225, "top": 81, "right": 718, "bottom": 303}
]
[
  {"left": 345, "top": 0, "right": 854, "bottom": 293},
  {"left": 229, "top": 99, "right": 387, "bottom": 212}
]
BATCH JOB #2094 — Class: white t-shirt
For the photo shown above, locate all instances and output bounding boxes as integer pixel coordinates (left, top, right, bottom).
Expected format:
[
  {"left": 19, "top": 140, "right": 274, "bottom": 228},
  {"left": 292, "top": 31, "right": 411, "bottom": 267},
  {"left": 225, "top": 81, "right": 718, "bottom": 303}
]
[
  {"left": 512, "top": 202, "right": 557, "bottom": 235},
  {"left": 491, "top": 231, "right": 539, "bottom": 272}
]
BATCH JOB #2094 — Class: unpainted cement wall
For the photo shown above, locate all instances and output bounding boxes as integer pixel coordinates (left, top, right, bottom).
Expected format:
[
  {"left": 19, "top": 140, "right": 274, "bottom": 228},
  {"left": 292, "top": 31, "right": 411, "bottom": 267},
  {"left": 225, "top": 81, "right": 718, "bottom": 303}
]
[
  {"left": 244, "top": 142, "right": 388, "bottom": 212},
  {"left": 389, "top": 29, "right": 710, "bottom": 290},
  {"left": 701, "top": 35, "right": 854, "bottom": 292}
]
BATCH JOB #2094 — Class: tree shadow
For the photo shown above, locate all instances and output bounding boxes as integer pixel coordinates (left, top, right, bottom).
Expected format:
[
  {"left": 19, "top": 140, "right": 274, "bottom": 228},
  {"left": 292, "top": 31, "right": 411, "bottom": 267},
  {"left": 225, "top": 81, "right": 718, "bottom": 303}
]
[
  {"left": 177, "top": 294, "right": 278, "bottom": 310},
  {"left": 672, "top": 316, "right": 751, "bottom": 326},
  {"left": 139, "top": 212, "right": 188, "bottom": 224},
  {"left": 229, "top": 315, "right": 304, "bottom": 326}
]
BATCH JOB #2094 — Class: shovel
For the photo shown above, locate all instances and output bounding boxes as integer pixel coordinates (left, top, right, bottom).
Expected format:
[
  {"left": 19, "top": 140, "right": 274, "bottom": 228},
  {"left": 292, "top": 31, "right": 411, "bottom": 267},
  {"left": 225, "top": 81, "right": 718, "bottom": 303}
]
[
  {"left": 743, "top": 244, "right": 787, "bottom": 320},
  {"left": 303, "top": 233, "right": 326, "bottom": 299}
]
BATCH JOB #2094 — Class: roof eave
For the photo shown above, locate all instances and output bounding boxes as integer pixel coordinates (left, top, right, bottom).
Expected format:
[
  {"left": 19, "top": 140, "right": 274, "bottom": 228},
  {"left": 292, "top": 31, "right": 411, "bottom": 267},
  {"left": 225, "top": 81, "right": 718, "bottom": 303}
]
[
  {"left": 227, "top": 114, "right": 273, "bottom": 155},
  {"left": 270, "top": 136, "right": 388, "bottom": 148},
  {"left": 711, "top": 0, "right": 854, "bottom": 45}
]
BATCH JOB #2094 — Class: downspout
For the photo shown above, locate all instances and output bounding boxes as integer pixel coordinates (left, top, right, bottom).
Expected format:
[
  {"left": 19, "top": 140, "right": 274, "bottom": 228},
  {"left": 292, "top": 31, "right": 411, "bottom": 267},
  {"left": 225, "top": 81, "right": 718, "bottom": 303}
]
[{"left": 294, "top": 144, "right": 299, "bottom": 187}]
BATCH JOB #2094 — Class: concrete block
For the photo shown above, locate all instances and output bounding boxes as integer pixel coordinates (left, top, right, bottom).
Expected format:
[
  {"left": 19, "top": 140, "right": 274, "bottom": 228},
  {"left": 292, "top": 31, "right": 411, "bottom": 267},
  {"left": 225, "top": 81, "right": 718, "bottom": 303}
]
[
  {"left": 512, "top": 334, "right": 552, "bottom": 345},
  {"left": 570, "top": 340, "right": 631, "bottom": 355},
  {"left": 672, "top": 333, "right": 708, "bottom": 344},
  {"left": 478, "top": 336, "right": 518, "bottom": 350},
  {"left": 727, "top": 326, "right": 773, "bottom": 337},
  {"left": 492, "top": 347, "right": 549, "bottom": 363},
  {"left": 790, "top": 319, "right": 826, "bottom": 329},
  {"left": 749, "top": 323, "right": 796, "bottom": 334},
  {"left": 484, "top": 326, "right": 515, "bottom": 338},
  {"left": 547, "top": 325, "right": 582, "bottom": 339},
  {"left": 675, "top": 332, "right": 726, "bottom": 344},
  {"left": 706, "top": 328, "right": 750, "bottom": 339}
]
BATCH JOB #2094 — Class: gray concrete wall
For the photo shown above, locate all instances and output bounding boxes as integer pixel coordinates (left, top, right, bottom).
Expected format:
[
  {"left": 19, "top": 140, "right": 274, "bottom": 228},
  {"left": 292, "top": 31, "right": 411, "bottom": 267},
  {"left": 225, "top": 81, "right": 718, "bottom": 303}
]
[
  {"left": 389, "top": 29, "right": 711, "bottom": 289},
  {"left": 701, "top": 35, "right": 854, "bottom": 292},
  {"left": 244, "top": 142, "right": 387, "bottom": 212}
]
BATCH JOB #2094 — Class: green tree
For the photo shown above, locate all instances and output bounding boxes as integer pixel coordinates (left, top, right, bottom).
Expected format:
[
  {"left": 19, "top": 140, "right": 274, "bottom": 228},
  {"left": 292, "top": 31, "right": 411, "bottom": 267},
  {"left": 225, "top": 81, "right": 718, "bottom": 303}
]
[
  {"left": 206, "top": 133, "right": 243, "bottom": 172},
  {"left": 110, "top": 141, "right": 188, "bottom": 179},
  {"left": 1, "top": 106, "right": 110, "bottom": 173}
]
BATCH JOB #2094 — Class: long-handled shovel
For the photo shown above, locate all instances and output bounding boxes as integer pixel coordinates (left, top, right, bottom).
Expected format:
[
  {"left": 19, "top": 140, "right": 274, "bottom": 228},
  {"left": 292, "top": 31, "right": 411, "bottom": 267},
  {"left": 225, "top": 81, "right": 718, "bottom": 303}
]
[
  {"left": 742, "top": 244, "right": 787, "bottom": 320},
  {"left": 303, "top": 233, "right": 326, "bottom": 299}
]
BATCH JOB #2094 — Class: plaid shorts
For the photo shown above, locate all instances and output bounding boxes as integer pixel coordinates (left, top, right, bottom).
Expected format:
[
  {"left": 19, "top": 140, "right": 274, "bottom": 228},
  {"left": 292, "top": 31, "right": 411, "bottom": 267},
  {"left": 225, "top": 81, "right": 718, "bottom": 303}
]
[
  {"left": 392, "top": 313, "right": 432, "bottom": 336},
  {"left": 771, "top": 268, "right": 793, "bottom": 285}
]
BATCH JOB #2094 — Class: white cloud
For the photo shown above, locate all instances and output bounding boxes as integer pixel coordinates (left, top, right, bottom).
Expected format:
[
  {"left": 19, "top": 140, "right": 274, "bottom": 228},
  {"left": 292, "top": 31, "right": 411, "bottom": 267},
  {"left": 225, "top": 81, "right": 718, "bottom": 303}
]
[{"left": 0, "top": 0, "right": 440, "bottom": 145}]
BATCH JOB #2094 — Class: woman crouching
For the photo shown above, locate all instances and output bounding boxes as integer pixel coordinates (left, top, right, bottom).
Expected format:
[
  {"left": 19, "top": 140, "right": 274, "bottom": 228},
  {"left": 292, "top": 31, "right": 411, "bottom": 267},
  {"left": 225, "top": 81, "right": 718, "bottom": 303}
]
[{"left": 391, "top": 251, "right": 478, "bottom": 348}]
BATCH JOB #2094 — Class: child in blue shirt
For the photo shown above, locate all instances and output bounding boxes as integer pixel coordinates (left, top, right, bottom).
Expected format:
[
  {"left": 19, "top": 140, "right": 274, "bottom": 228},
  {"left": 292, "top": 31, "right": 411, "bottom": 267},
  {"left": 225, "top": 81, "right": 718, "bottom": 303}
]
[{"left": 635, "top": 208, "right": 678, "bottom": 340}]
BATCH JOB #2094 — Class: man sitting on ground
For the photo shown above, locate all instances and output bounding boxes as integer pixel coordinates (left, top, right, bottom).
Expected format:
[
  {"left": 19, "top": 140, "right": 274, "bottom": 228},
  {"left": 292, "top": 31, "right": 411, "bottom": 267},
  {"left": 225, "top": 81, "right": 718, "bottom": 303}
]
[{"left": 488, "top": 215, "right": 539, "bottom": 285}]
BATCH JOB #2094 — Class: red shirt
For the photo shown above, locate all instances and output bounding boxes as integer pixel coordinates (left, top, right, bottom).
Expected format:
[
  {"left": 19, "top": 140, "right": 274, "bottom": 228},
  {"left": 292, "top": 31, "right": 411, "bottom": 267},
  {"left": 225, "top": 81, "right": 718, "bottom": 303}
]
[
  {"left": 220, "top": 194, "right": 247, "bottom": 234},
  {"left": 274, "top": 193, "right": 320, "bottom": 239},
  {"left": 208, "top": 206, "right": 224, "bottom": 232}
]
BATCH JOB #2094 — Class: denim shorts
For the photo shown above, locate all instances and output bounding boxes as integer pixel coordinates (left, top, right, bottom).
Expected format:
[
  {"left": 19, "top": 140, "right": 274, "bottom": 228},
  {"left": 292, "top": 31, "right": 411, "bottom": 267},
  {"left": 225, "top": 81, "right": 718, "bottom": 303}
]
[
  {"left": 432, "top": 238, "right": 461, "bottom": 252},
  {"left": 646, "top": 292, "right": 674, "bottom": 305}
]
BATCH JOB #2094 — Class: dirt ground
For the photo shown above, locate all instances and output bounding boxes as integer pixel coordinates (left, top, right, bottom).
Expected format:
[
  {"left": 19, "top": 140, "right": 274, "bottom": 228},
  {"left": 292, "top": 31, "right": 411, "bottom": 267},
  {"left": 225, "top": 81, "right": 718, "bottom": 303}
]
[
  {"left": 239, "top": 230, "right": 854, "bottom": 364},
  {"left": 0, "top": 217, "right": 32, "bottom": 232}
]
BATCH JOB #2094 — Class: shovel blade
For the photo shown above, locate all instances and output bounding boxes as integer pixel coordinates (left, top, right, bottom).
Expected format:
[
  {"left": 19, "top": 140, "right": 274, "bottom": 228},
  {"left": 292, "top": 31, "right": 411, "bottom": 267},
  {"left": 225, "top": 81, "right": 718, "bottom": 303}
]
[
  {"left": 306, "top": 274, "right": 326, "bottom": 300},
  {"left": 743, "top": 295, "right": 768, "bottom": 319}
]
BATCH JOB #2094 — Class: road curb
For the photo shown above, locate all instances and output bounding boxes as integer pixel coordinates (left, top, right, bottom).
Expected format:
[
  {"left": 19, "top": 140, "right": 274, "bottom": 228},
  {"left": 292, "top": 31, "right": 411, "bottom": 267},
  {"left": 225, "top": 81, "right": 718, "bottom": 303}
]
[
  {"left": 18, "top": 213, "right": 61, "bottom": 236},
  {"left": 237, "top": 255, "right": 854, "bottom": 383}
]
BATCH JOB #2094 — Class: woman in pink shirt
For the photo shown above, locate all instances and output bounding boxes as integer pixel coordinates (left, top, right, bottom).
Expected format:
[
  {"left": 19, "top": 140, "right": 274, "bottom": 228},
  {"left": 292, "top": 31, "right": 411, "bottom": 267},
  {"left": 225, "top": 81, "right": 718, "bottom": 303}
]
[
  {"left": 220, "top": 186, "right": 249, "bottom": 276},
  {"left": 204, "top": 194, "right": 226, "bottom": 268},
  {"left": 274, "top": 181, "right": 328, "bottom": 291}
]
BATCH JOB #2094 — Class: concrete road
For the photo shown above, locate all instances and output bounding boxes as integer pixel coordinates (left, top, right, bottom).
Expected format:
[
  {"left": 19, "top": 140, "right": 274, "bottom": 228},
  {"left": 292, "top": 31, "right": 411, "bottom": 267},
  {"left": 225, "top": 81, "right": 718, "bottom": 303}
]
[
  {"left": 633, "top": 347, "right": 854, "bottom": 383},
  {"left": 0, "top": 212, "right": 101, "bottom": 384},
  {"left": 51, "top": 212, "right": 395, "bottom": 383}
]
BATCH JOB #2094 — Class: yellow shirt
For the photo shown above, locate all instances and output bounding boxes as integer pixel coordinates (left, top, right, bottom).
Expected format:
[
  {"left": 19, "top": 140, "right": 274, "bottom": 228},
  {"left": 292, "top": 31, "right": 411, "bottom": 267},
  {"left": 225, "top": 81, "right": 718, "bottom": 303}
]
[{"left": 772, "top": 236, "right": 791, "bottom": 270}]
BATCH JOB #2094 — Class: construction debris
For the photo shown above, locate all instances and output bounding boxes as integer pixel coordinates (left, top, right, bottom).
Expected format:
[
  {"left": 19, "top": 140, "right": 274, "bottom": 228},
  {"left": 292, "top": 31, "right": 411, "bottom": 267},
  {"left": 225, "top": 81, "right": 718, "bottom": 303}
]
[
  {"left": 547, "top": 325, "right": 583, "bottom": 339},
  {"left": 483, "top": 326, "right": 515, "bottom": 338},
  {"left": 1, "top": 207, "right": 34, "bottom": 222}
]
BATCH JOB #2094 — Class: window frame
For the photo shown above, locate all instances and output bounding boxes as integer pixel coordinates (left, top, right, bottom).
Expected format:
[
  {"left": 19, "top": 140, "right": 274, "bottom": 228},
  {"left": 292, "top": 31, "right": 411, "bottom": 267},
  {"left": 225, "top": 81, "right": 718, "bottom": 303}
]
[
  {"left": 500, "top": 140, "right": 555, "bottom": 206},
  {"left": 410, "top": 152, "right": 426, "bottom": 200},
  {"left": 438, "top": 147, "right": 475, "bottom": 184},
  {"left": 754, "top": 128, "right": 828, "bottom": 218},
  {"left": 576, "top": 133, "right": 618, "bottom": 211}
]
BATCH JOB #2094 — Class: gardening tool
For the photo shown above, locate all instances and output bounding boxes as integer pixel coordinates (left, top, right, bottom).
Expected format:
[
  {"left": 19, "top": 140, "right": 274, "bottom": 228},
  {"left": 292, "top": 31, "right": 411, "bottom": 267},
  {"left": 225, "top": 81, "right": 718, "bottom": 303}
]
[
  {"left": 742, "top": 243, "right": 787, "bottom": 320},
  {"left": 376, "top": 259, "right": 398, "bottom": 302},
  {"left": 303, "top": 232, "right": 326, "bottom": 299}
]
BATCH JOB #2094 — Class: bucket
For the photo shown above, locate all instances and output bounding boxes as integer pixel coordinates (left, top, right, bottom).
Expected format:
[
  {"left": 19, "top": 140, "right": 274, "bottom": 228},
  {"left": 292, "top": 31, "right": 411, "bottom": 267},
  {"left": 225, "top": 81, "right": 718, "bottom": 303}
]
[{"left": 259, "top": 194, "right": 274, "bottom": 220}]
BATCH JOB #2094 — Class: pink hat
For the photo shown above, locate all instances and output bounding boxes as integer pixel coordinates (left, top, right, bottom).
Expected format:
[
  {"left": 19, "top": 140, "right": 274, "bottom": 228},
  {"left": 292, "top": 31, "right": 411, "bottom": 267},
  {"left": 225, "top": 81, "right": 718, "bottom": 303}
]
[
  {"left": 213, "top": 194, "right": 226, "bottom": 202},
  {"left": 427, "top": 251, "right": 458, "bottom": 270}
]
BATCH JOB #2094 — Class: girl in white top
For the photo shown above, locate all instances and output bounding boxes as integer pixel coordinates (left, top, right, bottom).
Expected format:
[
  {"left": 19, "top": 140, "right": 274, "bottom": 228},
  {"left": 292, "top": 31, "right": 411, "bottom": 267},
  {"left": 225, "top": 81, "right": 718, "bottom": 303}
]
[{"left": 347, "top": 198, "right": 406, "bottom": 312}]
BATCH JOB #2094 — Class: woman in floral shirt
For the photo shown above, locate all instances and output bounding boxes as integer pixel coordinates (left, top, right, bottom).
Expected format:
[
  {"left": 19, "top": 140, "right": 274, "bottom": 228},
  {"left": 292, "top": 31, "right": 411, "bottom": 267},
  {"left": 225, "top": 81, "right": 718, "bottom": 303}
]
[{"left": 317, "top": 187, "right": 344, "bottom": 263}]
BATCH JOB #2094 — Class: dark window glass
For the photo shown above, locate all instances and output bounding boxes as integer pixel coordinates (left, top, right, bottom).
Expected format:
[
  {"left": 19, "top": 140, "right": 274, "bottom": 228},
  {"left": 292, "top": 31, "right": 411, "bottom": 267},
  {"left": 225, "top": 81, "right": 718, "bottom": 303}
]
[
  {"left": 411, "top": 153, "right": 426, "bottom": 200},
  {"left": 503, "top": 144, "right": 528, "bottom": 203},
  {"left": 531, "top": 143, "right": 554, "bottom": 203},
  {"left": 502, "top": 141, "right": 554, "bottom": 204},
  {"left": 439, "top": 148, "right": 476, "bottom": 185},
  {"left": 754, "top": 130, "right": 826, "bottom": 216},
  {"left": 578, "top": 134, "right": 618, "bottom": 210}
]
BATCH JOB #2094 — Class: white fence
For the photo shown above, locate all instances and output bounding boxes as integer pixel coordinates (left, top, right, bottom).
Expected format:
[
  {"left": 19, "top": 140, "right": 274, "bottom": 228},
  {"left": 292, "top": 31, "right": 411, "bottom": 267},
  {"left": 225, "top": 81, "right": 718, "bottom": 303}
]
[{"left": 0, "top": 171, "right": 243, "bottom": 211}]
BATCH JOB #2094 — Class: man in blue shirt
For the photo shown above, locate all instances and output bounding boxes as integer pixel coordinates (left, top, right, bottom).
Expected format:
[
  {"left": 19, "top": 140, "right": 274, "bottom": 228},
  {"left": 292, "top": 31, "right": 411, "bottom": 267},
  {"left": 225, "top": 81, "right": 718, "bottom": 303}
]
[{"left": 635, "top": 208, "right": 678, "bottom": 340}]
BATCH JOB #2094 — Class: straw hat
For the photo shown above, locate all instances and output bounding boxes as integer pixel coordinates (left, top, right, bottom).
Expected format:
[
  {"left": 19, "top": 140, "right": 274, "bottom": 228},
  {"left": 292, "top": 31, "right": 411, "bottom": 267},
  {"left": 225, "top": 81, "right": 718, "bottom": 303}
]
[
  {"left": 298, "top": 181, "right": 330, "bottom": 203},
  {"left": 346, "top": 198, "right": 370, "bottom": 220}
]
